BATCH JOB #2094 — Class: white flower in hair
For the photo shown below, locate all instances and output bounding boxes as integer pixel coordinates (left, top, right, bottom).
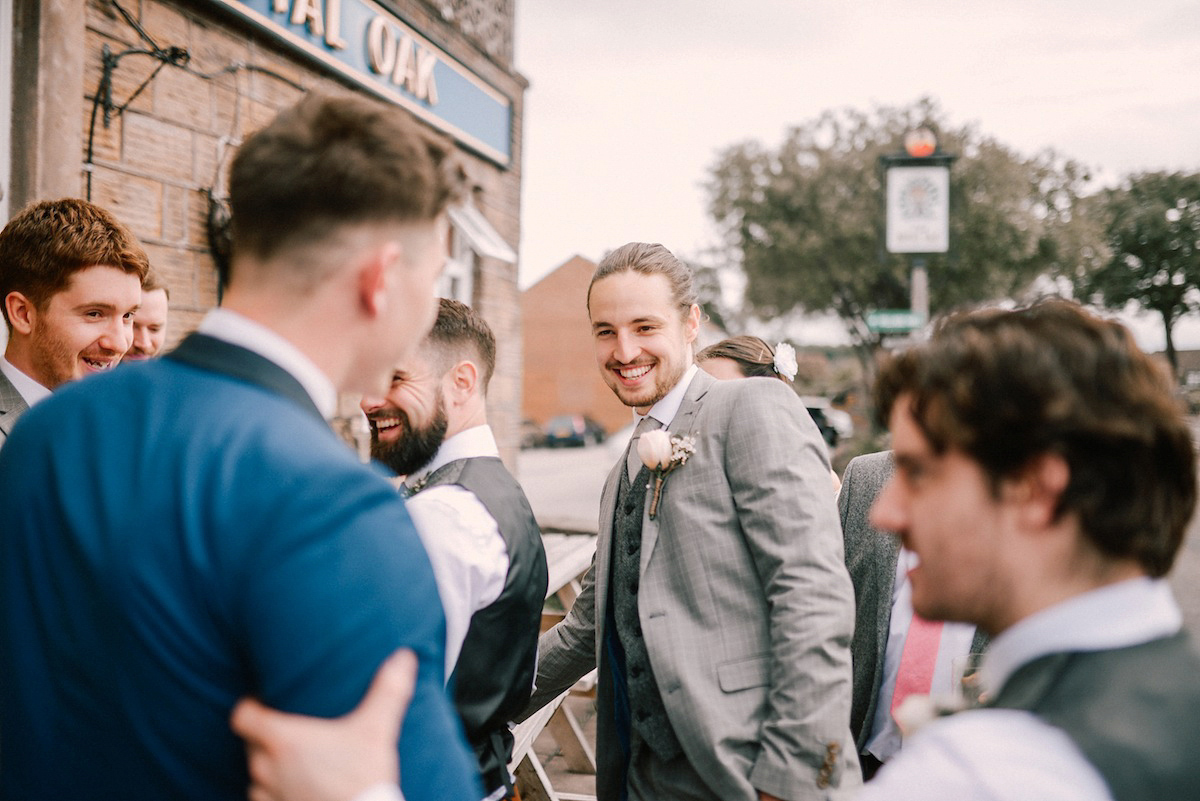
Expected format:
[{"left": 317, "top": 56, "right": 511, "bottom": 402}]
[{"left": 773, "top": 342, "right": 798, "bottom": 382}]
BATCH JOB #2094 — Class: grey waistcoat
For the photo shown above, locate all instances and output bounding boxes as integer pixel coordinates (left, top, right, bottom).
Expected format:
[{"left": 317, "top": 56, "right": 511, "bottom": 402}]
[{"left": 988, "top": 631, "right": 1200, "bottom": 801}]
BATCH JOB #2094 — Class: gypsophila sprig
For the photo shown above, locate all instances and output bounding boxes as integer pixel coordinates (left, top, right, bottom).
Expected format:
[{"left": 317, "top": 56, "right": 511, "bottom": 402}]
[{"left": 638, "top": 430, "right": 696, "bottom": 519}]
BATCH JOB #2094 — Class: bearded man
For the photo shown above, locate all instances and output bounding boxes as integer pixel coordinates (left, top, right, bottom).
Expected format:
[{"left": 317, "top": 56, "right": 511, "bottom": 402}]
[{"left": 361, "top": 297, "right": 548, "bottom": 801}]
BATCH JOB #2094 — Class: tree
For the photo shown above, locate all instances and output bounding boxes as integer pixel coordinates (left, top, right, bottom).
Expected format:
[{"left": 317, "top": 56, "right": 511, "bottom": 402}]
[
  {"left": 705, "top": 98, "right": 1094, "bottom": 385},
  {"left": 1076, "top": 171, "right": 1200, "bottom": 373}
]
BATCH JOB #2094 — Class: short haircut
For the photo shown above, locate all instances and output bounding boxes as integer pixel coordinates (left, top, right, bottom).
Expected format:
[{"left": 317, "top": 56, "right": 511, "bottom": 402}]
[
  {"left": 696, "top": 335, "right": 783, "bottom": 380},
  {"left": 587, "top": 242, "right": 698, "bottom": 319},
  {"left": 228, "top": 92, "right": 462, "bottom": 272},
  {"left": 142, "top": 268, "right": 170, "bottom": 301},
  {"left": 0, "top": 198, "right": 150, "bottom": 330},
  {"left": 424, "top": 298, "right": 496, "bottom": 392},
  {"left": 875, "top": 299, "right": 1196, "bottom": 577}
]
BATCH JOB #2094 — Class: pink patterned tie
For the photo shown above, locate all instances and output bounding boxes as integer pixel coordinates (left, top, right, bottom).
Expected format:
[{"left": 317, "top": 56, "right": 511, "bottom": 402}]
[{"left": 891, "top": 613, "right": 944, "bottom": 715}]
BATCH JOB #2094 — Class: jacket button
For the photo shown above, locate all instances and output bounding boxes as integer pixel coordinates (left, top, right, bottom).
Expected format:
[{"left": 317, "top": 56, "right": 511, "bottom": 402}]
[
  {"left": 630, "top": 665, "right": 643, "bottom": 678},
  {"left": 629, "top": 581, "right": 638, "bottom": 594}
]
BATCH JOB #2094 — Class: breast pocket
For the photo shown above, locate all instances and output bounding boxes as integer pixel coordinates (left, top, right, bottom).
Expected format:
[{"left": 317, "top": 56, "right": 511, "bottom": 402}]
[{"left": 717, "top": 654, "right": 769, "bottom": 693}]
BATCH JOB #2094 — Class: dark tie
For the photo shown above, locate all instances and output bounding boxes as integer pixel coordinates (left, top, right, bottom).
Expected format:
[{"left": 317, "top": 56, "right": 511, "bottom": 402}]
[{"left": 626, "top": 416, "right": 662, "bottom": 482}]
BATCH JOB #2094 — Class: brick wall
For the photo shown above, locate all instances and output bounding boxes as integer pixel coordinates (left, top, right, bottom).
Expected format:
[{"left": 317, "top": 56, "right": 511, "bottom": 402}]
[
  {"left": 78, "top": 0, "right": 525, "bottom": 466},
  {"left": 521, "top": 255, "right": 631, "bottom": 436}
]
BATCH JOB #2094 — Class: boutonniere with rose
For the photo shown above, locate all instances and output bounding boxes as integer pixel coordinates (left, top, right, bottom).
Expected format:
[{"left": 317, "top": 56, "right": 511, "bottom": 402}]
[{"left": 637, "top": 429, "right": 696, "bottom": 519}]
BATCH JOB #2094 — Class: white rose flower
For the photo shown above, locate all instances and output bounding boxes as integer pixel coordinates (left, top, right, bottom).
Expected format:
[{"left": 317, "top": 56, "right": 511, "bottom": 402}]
[
  {"left": 638, "top": 429, "right": 673, "bottom": 470},
  {"left": 773, "top": 342, "right": 798, "bottom": 382}
]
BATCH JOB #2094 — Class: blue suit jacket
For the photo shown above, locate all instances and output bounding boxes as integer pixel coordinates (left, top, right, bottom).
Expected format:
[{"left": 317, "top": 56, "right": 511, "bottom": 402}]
[{"left": 0, "top": 334, "right": 480, "bottom": 800}]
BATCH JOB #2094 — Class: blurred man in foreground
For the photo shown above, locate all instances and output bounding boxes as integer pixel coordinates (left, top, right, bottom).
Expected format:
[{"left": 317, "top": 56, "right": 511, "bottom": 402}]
[
  {"left": 861, "top": 300, "right": 1200, "bottom": 800},
  {"left": 0, "top": 92, "right": 479, "bottom": 801},
  {"left": 0, "top": 197, "right": 147, "bottom": 448}
]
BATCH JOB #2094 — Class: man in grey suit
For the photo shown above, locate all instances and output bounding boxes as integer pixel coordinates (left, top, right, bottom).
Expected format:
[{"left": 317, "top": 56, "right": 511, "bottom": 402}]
[
  {"left": 839, "top": 450, "right": 985, "bottom": 779},
  {"left": 527, "top": 243, "right": 860, "bottom": 801},
  {"left": 0, "top": 198, "right": 148, "bottom": 448}
]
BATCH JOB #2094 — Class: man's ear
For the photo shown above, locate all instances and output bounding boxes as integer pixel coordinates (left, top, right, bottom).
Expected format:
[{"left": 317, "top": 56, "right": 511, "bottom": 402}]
[
  {"left": 359, "top": 242, "right": 404, "bottom": 318},
  {"left": 1011, "top": 452, "right": 1071, "bottom": 529},
  {"left": 445, "top": 360, "right": 478, "bottom": 403},
  {"left": 5, "top": 292, "right": 35, "bottom": 336},
  {"left": 683, "top": 303, "right": 701, "bottom": 344}
]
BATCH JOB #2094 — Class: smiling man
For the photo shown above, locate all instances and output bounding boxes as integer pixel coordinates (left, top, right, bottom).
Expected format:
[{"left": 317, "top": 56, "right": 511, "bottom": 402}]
[
  {"left": 125, "top": 271, "right": 170, "bottom": 361},
  {"left": 361, "top": 297, "right": 547, "bottom": 801},
  {"left": 861, "top": 300, "right": 1200, "bottom": 800},
  {"left": 0, "top": 198, "right": 148, "bottom": 448},
  {"left": 526, "top": 243, "right": 859, "bottom": 801}
]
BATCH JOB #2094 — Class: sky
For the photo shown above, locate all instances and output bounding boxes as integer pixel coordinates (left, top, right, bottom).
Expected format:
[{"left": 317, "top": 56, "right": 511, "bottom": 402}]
[{"left": 510, "top": 0, "right": 1200, "bottom": 349}]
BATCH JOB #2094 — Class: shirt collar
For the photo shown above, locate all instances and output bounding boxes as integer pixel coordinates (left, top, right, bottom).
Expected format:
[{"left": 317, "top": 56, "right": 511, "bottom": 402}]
[
  {"left": 197, "top": 308, "right": 338, "bottom": 420},
  {"left": 406, "top": 424, "right": 498, "bottom": 487},
  {"left": 980, "top": 576, "right": 1182, "bottom": 695},
  {"left": 0, "top": 354, "right": 51, "bottom": 407},
  {"left": 635, "top": 363, "right": 699, "bottom": 429}
]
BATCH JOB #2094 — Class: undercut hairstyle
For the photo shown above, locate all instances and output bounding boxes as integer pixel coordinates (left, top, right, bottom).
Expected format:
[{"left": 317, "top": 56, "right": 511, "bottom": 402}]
[
  {"left": 142, "top": 268, "right": 170, "bottom": 301},
  {"left": 875, "top": 299, "right": 1196, "bottom": 577},
  {"left": 587, "top": 242, "right": 699, "bottom": 319},
  {"left": 696, "top": 335, "right": 784, "bottom": 381},
  {"left": 424, "top": 298, "right": 497, "bottom": 393},
  {"left": 228, "top": 92, "right": 463, "bottom": 274},
  {"left": 0, "top": 198, "right": 150, "bottom": 330}
]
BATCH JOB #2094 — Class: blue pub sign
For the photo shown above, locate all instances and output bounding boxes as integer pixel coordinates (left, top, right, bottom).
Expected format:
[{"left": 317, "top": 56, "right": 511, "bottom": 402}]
[{"left": 209, "top": 0, "right": 513, "bottom": 167}]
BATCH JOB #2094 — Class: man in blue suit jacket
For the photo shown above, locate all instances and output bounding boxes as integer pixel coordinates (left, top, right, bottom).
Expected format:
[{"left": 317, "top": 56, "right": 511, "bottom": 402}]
[{"left": 0, "top": 92, "right": 479, "bottom": 801}]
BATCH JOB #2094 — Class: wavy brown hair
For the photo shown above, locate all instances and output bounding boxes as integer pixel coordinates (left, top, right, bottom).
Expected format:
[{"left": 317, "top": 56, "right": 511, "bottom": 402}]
[{"left": 875, "top": 299, "right": 1196, "bottom": 577}]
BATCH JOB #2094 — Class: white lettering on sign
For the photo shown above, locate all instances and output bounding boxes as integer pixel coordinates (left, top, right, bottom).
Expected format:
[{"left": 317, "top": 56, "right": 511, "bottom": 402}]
[
  {"left": 365, "top": 16, "right": 439, "bottom": 105},
  {"left": 273, "top": 0, "right": 347, "bottom": 50}
]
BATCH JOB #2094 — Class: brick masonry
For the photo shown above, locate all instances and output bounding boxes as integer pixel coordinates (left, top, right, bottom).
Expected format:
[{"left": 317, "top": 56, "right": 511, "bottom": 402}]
[
  {"left": 70, "top": 0, "right": 526, "bottom": 466},
  {"left": 522, "top": 255, "right": 633, "bottom": 437}
]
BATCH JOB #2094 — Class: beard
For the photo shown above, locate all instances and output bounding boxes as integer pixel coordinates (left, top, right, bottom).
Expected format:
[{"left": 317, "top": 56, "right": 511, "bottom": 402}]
[{"left": 369, "top": 395, "right": 449, "bottom": 478}]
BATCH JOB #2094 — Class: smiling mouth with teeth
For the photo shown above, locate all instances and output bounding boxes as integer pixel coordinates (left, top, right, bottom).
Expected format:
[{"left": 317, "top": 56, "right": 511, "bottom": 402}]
[
  {"left": 82, "top": 357, "right": 117, "bottom": 371},
  {"left": 616, "top": 364, "right": 653, "bottom": 381}
]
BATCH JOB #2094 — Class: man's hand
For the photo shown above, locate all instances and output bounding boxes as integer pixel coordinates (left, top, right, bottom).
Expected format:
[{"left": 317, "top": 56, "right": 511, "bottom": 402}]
[
  {"left": 231, "top": 649, "right": 416, "bottom": 801},
  {"left": 758, "top": 793, "right": 785, "bottom": 801}
]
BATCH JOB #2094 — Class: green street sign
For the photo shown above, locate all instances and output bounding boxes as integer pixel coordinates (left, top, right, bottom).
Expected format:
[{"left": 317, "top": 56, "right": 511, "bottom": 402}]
[{"left": 867, "top": 309, "right": 926, "bottom": 334}]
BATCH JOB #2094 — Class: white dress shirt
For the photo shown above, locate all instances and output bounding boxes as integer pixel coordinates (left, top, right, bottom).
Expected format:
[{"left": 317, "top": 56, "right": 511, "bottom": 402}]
[
  {"left": 198, "top": 308, "right": 338, "bottom": 420},
  {"left": 861, "top": 577, "right": 1182, "bottom": 801},
  {"left": 0, "top": 354, "right": 51, "bottom": 407},
  {"left": 864, "top": 548, "right": 977, "bottom": 761},
  {"left": 403, "top": 425, "right": 511, "bottom": 678}
]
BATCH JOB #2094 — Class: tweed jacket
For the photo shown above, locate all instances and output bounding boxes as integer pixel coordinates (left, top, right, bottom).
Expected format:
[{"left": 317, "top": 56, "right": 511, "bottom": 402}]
[
  {"left": 531, "top": 369, "right": 860, "bottom": 801},
  {"left": 0, "top": 367, "right": 31, "bottom": 450},
  {"left": 839, "top": 451, "right": 988, "bottom": 754}
]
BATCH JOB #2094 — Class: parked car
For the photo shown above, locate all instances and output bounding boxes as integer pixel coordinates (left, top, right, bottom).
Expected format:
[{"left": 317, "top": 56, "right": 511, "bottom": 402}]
[
  {"left": 804, "top": 405, "right": 840, "bottom": 448},
  {"left": 801, "top": 396, "right": 850, "bottom": 448},
  {"left": 543, "top": 414, "right": 606, "bottom": 447},
  {"left": 520, "top": 418, "right": 545, "bottom": 449}
]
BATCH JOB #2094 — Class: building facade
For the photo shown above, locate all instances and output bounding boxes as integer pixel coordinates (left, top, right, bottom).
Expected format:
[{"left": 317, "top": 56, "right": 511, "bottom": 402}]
[
  {"left": 521, "top": 255, "right": 631, "bottom": 436},
  {"left": 2, "top": 0, "right": 526, "bottom": 463}
]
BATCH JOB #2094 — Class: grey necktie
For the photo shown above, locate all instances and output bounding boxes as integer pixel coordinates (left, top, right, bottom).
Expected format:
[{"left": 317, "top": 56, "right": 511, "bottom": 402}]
[{"left": 626, "top": 416, "right": 663, "bottom": 482}]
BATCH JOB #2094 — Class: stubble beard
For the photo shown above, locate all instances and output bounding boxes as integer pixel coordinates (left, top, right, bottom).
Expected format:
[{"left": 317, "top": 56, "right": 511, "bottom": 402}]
[{"left": 609, "top": 358, "right": 687, "bottom": 410}]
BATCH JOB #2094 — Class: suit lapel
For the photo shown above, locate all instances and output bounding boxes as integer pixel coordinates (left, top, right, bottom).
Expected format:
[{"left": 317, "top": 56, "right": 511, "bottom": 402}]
[
  {"left": 166, "top": 333, "right": 324, "bottom": 423},
  {"left": 593, "top": 455, "right": 623, "bottom": 658},
  {"left": 0, "top": 369, "right": 31, "bottom": 438},
  {"left": 638, "top": 369, "right": 712, "bottom": 575}
]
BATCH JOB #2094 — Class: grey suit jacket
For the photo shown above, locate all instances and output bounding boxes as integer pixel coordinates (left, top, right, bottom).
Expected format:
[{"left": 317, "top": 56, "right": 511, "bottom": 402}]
[
  {"left": 0, "top": 368, "right": 31, "bottom": 450},
  {"left": 839, "top": 451, "right": 902, "bottom": 754},
  {"left": 532, "top": 370, "right": 860, "bottom": 801},
  {"left": 838, "top": 451, "right": 988, "bottom": 755}
]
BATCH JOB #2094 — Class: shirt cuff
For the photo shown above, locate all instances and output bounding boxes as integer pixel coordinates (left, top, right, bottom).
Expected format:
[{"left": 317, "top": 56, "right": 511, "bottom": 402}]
[{"left": 352, "top": 783, "right": 404, "bottom": 801}]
